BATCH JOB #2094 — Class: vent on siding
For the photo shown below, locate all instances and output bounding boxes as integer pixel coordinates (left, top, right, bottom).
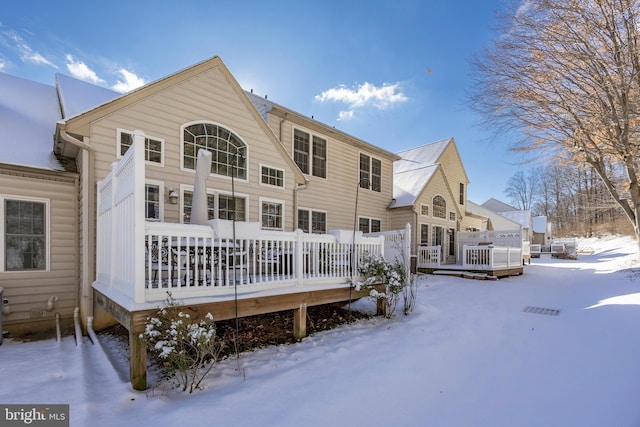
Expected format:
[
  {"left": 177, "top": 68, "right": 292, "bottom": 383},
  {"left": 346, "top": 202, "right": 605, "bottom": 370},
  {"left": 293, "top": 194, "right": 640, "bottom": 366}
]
[{"left": 522, "top": 306, "right": 560, "bottom": 316}]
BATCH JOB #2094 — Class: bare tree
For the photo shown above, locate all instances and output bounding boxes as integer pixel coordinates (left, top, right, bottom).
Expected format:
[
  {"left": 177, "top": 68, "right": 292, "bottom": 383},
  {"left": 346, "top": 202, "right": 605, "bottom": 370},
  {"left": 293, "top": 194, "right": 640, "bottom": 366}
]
[
  {"left": 470, "top": 0, "right": 640, "bottom": 247},
  {"left": 504, "top": 169, "right": 540, "bottom": 210}
]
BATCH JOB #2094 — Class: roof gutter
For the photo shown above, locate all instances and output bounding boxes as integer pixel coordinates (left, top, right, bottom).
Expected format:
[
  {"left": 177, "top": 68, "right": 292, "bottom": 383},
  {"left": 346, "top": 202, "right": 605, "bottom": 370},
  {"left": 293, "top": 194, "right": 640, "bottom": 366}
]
[{"left": 55, "top": 121, "right": 94, "bottom": 155}]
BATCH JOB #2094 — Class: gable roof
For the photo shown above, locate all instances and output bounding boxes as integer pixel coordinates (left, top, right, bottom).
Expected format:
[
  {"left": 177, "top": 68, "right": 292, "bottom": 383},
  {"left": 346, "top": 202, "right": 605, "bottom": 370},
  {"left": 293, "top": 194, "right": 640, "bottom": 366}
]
[
  {"left": 481, "top": 198, "right": 517, "bottom": 212},
  {"left": 55, "top": 56, "right": 307, "bottom": 185},
  {"left": 467, "top": 201, "right": 522, "bottom": 230},
  {"left": 498, "top": 210, "right": 531, "bottom": 228},
  {"left": 391, "top": 163, "right": 439, "bottom": 208},
  {"left": 395, "top": 138, "right": 451, "bottom": 169},
  {"left": 55, "top": 73, "right": 120, "bottom": 119},
  {"left": 392, "top": 137, "right": 468, "bottom": 210},
  {"left": 0, "top": 72, "right": 65, "bottom": 171}
]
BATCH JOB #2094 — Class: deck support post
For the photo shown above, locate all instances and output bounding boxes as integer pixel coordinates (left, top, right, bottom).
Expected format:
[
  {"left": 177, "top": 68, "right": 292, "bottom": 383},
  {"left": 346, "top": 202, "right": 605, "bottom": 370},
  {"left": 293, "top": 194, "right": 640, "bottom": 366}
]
[
  {"left": 376, "top": 298, "right": 386, "bottom": 317},
  {"left": 293, "top": 303, "right": 307, "bottom": 340},
  {"left": 129, "top": 329, "right": 147, "bottom": 391}
]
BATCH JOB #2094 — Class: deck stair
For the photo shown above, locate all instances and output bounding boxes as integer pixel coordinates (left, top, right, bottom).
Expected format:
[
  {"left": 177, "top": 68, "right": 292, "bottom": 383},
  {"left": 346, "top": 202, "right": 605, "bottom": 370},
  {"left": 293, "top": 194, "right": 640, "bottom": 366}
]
[{"left": 433, "top": 270, "right": 498, "bottom": 281}]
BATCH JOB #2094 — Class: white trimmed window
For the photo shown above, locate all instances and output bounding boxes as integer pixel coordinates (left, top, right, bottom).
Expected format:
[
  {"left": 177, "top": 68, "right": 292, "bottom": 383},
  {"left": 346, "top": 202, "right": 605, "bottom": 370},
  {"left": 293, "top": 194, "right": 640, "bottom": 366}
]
[
  {"left": 298, "top": 209, "right": 327, "bottom": 233},
  {"left": 261, "top": 165, "right": 285, "bottom": 188},
  {"left": 182, "top": 122, "right": 247, "bottom": 179},
  {"left": 118, "top": 129, "right": 164, "bottom": 165},
  {"left": 420, "top": 224, "right": 429, "bottom": 245},
  {"left": 359, "top": 153, "right": 381, "bottom": 192},
  {"left": 449, "top": 211, "right": 456, "bottom": 221},
  {"left": 181, "top": 189, "right": 247, "bottom": 223},
  {"left": 145, "top": 182, "right": 163, "bottom": 221},
  {"left": 261, "top": 198, "right": 284, "bottom": 230},
  {"left": 181, "top": 189, "right": 216, "bottom": 224},
  {"left": 2, "top": 196, "right": 49, "bottom": 272},
  {"left": 358, "top": 217, "right": 381, "bottom": 233},
  {"left": 293, "top": 128, "right": 327, "bottom": 178},
  {"left": 420, "top": 204, "right": 429, "bottom": 216},
  {"left": 218, "top": 194, "right": 247, "bottom": 222},
  {"left": 433, "top": 195, "right": 446, "bottom": 219}
]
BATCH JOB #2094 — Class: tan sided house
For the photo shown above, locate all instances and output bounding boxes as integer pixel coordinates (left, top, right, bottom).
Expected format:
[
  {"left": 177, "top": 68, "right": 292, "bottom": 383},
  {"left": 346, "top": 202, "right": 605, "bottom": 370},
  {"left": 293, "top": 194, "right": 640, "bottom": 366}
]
[
  {"left": 0, "top": 56, "right": 407, "bottom": 387},
  {"left": 1, "top": 56, "right": 526, "bottom": 388},
  {"left": 390, "top": 138, "right": 469, "bottom": 263}
]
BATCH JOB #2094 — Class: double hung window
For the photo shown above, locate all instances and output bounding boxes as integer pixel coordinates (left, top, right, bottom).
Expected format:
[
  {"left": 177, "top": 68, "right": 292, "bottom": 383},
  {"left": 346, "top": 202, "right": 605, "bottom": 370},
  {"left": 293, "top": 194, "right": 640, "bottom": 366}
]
[
  {"left": 293, "top": 129, "right": 326, "bottom": 178},
  {"left": 4, "top": 198, "right": 47, "bottom": 271},
  {"left": 118, "top": 129, "right": 163, "bottom": 164},
  {"left": 359, "top": 154, "right": 381, "bottom": 192},
  {"left": 298, "top": 209, "right": 326, "bottom": 233}
]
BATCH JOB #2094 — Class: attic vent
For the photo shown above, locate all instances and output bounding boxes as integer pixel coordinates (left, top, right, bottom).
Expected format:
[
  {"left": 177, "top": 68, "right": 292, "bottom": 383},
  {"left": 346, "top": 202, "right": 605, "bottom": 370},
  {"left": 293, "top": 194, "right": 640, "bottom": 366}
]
[{"left": 522, "top": 306, "right": 560, "bottom": 316}]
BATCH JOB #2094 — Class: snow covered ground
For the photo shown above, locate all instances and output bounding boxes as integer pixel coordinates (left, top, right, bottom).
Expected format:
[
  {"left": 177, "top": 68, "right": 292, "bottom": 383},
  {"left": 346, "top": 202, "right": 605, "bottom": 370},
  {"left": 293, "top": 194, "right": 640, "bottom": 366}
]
[{"left": 1, "top": 235, "right": 639, "bottom": 427}]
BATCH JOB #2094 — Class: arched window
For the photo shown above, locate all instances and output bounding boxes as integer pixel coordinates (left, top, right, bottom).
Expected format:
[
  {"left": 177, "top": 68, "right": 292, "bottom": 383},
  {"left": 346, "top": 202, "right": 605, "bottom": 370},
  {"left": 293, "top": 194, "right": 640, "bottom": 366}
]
[
  {"left": 433, "top": 195, "right": 446, "bottom": 219},
  {"left": 183, "top": 123, "right": 247, "bottom": 179}
]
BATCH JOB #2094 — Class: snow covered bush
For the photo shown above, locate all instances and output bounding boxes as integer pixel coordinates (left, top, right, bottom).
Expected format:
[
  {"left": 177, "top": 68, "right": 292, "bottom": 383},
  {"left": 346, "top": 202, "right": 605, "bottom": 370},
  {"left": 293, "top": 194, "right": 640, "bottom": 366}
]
[
  {"left": 353, "top": 253, "right": 407, "bottom": 318},
  {"left": 140, "top": 293, "right": 224, "bottom": 393}
]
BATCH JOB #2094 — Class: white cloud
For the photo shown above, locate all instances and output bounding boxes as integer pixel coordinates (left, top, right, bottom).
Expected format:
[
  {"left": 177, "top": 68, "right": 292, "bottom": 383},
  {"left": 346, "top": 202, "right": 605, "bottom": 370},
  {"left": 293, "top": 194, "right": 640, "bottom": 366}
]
[
  {"left": 7, "top": 31, "right": 57, "bottom": 68},
  {"left": 26, "top": 52, "right": 54, "bottom": 66},
  {"left": 0, "top": 58, "right": 5, "bottom": 71},
  {"left": 65, "top": 54, "right": 104, "bottom": 84},
  {"left": 338, "top": 110, "right": 354, "bottom": 120},
  {"left": 315, "top": 82, "right": 408, "bottom": 120},
  {"left": 112, "top": 68, "right": 145, "bottom": 93}
]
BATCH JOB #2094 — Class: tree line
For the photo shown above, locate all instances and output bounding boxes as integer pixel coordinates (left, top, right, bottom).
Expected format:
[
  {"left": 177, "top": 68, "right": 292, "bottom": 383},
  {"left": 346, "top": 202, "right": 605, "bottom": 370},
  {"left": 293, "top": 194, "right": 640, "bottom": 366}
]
[
  {"left": 504, "top": 163, "right": 633, "bottom": 237},
  {"left": 469, "top": 0, "right": 640, "bottom": 245}
]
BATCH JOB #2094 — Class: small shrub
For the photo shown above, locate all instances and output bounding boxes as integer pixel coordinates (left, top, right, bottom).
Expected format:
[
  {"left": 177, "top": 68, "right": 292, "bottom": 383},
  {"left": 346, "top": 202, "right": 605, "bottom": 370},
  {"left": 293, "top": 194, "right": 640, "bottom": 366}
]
[
  {"left": 140, "top": 293, "right": 224, "bottom": 393},
  {"left": 353, "top": 253, "right": 407, "bottom": 318}
]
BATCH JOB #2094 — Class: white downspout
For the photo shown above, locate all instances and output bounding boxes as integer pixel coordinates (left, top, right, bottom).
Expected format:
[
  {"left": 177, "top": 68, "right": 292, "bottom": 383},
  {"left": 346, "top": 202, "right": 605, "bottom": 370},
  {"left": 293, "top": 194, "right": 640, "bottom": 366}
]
[
  {"left": 293, "top": 181, "right": 309, "bottom": 230},
  {"left": 57, "top": 122, "right": 95, "bottom": 333}
]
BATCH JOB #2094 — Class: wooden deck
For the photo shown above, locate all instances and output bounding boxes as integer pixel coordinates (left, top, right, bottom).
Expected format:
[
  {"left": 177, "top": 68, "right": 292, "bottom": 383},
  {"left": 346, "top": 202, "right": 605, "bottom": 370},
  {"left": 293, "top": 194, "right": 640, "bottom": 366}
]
[
  {"left": 418, "top": 264, "right": 524, "bottom": 279},
  {"left": 94, "top": 282, "right": 385, "bottom": 390}
]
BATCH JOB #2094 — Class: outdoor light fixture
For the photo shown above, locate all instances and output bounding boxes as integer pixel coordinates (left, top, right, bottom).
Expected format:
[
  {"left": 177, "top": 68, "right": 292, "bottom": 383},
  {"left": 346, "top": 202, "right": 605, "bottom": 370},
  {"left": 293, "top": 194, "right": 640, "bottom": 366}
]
[{"left": 168, "top": 188, "right": 179, "bottom": 204}]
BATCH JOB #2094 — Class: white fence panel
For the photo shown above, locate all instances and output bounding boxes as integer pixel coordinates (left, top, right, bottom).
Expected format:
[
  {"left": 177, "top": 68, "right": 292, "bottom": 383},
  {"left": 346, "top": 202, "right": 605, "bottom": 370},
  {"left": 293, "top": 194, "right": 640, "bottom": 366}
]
[
  {"left": 95, "top": 133, "right": 146, "bottom": 303},
  {"left": 368, "top": 223, "right": 411, "bottom": 276},
  {"left": 462, "top": 245, "right": 523, "bottom": 270},
  {"left": 458, "top": 229, "right": 529, "bottom": 264},
  {"left": 417, "top": 245, "right": 441, "bottom": 268}
]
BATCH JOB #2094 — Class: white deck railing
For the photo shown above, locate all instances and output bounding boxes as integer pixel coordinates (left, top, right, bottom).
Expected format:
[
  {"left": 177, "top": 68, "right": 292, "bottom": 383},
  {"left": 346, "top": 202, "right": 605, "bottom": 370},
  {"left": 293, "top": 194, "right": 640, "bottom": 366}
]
[
  {"left": 417, "top": 245, "right": 441, "bottom": 268},
  {"left": 458, "top": 230, "right": 530, "bottom": 264},
  {"left": 142, "top": 222, "right": 384, "bottom": 302},
  {"left": 462, "top": 245, "right": 523, "bottom": 270},
  {"left": 95, "top": 135, "right": 385, "bottom": 303}
]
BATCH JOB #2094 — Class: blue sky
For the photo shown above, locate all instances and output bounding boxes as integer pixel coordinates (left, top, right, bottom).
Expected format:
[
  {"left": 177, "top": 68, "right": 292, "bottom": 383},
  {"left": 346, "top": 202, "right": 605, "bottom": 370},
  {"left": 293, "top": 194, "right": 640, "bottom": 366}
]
[{"left": 0, "top": 0, "right": 523, "bottom": 204}]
